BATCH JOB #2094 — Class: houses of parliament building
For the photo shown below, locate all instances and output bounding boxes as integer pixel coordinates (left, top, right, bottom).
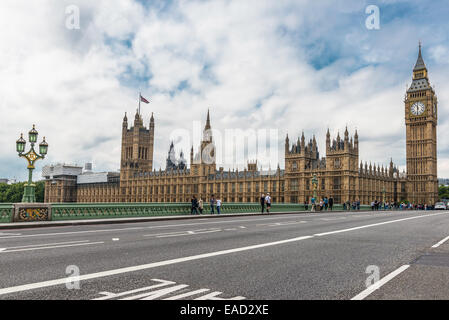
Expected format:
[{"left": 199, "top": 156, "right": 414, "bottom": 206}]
[{"left": 43, "top": 45, "right": 439, "bottom": 205}]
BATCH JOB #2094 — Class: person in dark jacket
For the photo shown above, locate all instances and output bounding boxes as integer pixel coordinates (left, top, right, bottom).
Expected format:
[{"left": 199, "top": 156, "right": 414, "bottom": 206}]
[
  {"left": 210, "top": 195, "right": 216, "bottom": 214},
  {"left": 328, "top": 197, "right": 334, "bottom": 211},
  {"left": 191, "top": 196, "right": 199, "bottom": 215},
  {"left": 260, "top": 193, "right": 265, "bottom": 213}
]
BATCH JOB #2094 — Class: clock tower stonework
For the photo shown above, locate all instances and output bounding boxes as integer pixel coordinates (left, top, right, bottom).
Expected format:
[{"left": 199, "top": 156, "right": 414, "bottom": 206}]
[{"left": 405, "top": 44, "right": 438, "bottom": 205}]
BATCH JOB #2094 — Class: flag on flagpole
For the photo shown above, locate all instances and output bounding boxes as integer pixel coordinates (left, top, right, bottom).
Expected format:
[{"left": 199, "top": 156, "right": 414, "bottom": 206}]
[{"left": 140, "top": 95, "right": 150, "bottom": 104}]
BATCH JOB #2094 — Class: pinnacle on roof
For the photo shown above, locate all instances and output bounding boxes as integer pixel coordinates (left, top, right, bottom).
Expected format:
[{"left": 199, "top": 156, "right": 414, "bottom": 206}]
[
  {"left": 414, "top": 42, "right": 427, "bottom": 71},
  {"left": 205, "top": 109, "right": 211, "bottom": 130}
]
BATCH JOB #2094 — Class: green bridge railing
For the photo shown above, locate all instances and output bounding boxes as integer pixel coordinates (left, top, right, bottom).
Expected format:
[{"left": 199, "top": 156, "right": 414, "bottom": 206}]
[
  {"left": 0, "top": 202, "right": 373, "bottom": 223},
  {"left": 51, "top": 203, "right": 371, "bottom": 221},
  {"left": 0, "top": 203, "right": 13, "bottom": 223}
]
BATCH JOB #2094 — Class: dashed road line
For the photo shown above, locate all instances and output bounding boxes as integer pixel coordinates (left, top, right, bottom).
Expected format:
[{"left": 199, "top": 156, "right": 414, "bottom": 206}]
[
  {"left": 351, "top": 265, "right": 410, "bottom": 300},
  {"left": 431, "top": 235, "right": 449, "bottom": 248}
]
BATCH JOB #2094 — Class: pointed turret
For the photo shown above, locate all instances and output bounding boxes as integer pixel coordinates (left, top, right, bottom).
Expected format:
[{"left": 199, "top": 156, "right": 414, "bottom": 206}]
[
  {"left": 301, "top": 131, "right": 305, "bottom": 149},
  {"left": 414, "top": 42, "right": 426, "bottom": 72},
  {"left": 205, "top": 108, "right": 211, "bottom": 130},
  {"left": 122, "top": 112, "right": 128, "bottom": 130}
]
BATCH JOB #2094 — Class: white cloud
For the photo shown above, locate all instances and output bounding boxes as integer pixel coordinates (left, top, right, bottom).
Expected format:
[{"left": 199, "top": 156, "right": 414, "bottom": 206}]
[{"left": 0, "top": 0, "right": 448, "bottom": 181}]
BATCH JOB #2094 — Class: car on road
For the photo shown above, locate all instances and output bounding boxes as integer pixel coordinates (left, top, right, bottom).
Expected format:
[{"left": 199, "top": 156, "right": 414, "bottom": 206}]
[{"left": 434, "top": 202, "right": 447, "bottom": 210}]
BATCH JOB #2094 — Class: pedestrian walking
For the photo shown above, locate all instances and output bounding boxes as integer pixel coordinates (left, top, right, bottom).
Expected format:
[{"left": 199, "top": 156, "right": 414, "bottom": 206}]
[
  {"left": 329, "top": 197, "right": 333, "bottom": 211},
  {"left": 304, "top": 200, "right": 308, "bottom": 211},
  {"left": 191, "top": 196, "right": 199, "bottom": 215},
  {"left": 265, "top": 193, "right": 272, "bottom": 214},
  {"left": 260, "top": 193, "right": 265, "bottom": 213},
  {"left": 210, "top": 195, "right": 216, "bottom": 214},
  {"left": 216, "top": 198, "right": 222, "bottom": 214},
  {"left": 198, "top": 197, "right": 204, "bottom": 214},
  {"left": 324, "top": 197, "right": 328, "bottom": 210}
]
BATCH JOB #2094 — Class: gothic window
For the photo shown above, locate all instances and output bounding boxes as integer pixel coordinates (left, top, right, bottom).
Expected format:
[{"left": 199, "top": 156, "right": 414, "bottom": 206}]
[{"left": 290, "top": 179, "right": 299, "bottom": 191}]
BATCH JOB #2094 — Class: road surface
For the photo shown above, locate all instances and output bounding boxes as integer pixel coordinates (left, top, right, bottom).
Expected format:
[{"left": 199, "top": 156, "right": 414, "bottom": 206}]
[{"left": 1, "top": 209, "right": 448, "bottom": 300}]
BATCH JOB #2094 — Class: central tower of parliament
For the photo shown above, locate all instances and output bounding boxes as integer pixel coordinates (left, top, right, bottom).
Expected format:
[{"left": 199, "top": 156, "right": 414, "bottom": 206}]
[{"left": 44, "top": 46, "right": 439, "bottom": 205}]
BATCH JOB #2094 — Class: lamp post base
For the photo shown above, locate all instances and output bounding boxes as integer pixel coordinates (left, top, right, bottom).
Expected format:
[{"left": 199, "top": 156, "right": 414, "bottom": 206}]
[{"left": 22, "top": 183, "right": 36, "bottom": 203}]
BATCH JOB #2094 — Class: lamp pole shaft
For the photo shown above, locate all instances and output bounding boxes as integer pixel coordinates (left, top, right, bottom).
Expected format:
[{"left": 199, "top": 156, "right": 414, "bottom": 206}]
[{"left": 22, "top": 167, "right": 36, "bottom": 203}]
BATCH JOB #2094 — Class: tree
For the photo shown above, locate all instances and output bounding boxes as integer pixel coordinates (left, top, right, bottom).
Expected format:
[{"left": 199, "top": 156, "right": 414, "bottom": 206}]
[
  {"left": 439, "top": 185, "right": 449, "bottom": 200},
  {"left": 0, "top": 181, "right": 45, "bottom": 203}
]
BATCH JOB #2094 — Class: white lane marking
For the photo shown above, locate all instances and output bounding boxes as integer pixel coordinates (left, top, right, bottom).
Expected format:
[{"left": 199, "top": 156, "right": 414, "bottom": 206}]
[
  {"left": 123, "top": 284, "right": 190, "bottom": 300},
  {"left": 0, "top": 211, "right": 446, "bottom": 296},
  {"left": 195, "top": 291, "right": 246, "bottom": 300},
  {"left": 94, "top": 279, "right": 243, "bottom": 300},
  {"left": 0, "top": 241, "right": 104, "bottom": 253},
  {"left": 0, "top": 232, "right": 22, "bottom": 236},
  {"left": 0, "top": 248, "right": 6, "bottom": 252},
  {"left": 1, "top": 240, "right": 89, "bottom": 250},
  {"left": 93, "top": 279, "right": 175, "bottom": 300},
  {"left": 164, "top": 288, "right": 211, "bottom": 300},
  {"left": 0, "top": 212, "right": 377, "bottom": 240},
  {"left": 112, "top": 238, "right": 120, "bottom": 241},
  {"left": 0, "top": 216, "right": 300, "bottom": 240},
  {"left": 351, "top": 265, "right": 410, "bottom": 300},
  {"left": 0, "top": 235, "right": 313, "bottom": 296},
  {"left": 157, "top": 229, "right": 222, "bottom": 238},
  {"left": 257, "top": 221, "right": 307, "bottom": 227},
  {"left": 319, "top": 217, "right": 346, "bottom": 221},
  {"left": 431, "top": 235, "right": 449, "bottom": 248},
  {"left": 144, "top": 228, "right": 222, "bottom": 238},
  {"left": 314, "top": 211, "right": 448, "bottom": 237}
]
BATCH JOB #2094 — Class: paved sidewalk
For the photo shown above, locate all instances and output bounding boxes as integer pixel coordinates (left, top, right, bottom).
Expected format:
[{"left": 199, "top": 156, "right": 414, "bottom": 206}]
[{"left": 0, "top": 210, "right": 309, "bottom": 229}]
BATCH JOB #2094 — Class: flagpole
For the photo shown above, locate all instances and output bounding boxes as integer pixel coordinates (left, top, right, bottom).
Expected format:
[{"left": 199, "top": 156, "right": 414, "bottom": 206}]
[{"left": 138, "top": 92, "right": 141, "bottom": 115}]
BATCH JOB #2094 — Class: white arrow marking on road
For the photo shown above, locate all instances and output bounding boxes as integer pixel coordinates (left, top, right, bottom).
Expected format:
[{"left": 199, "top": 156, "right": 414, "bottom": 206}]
[
  {"left": 93, "top": 279, "right": 175, "bottom": 300},
  {"left": 0, "top": 248, "right": 6, "bottom": 252},
  {"left": 164, "top": 288, "right": 211, "bottom": 300}
]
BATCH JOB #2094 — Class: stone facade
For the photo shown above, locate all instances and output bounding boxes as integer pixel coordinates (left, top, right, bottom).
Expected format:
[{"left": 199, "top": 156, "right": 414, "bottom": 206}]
[{"left": 44, "top": 46, "right": 438, "bottom": 205}]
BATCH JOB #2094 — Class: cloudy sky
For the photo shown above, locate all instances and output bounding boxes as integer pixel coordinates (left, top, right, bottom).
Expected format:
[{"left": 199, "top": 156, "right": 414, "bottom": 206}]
[{"left": 1, "top": 0, "right": 449, "bottom": 181}]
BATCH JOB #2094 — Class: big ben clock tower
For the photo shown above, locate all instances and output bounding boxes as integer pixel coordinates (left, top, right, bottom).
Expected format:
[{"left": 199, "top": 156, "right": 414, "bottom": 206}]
[{"left": 405, "top": 43, "right": 438, "bottom": 205}]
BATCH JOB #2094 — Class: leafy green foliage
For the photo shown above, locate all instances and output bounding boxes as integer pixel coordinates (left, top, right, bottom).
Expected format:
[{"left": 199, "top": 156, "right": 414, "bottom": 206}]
[
  {"left": 439, "top": 185, "right": 449, "bottom": 200},
  {"left": 0, "top": 181, "right": 45, "bottom": 203}
]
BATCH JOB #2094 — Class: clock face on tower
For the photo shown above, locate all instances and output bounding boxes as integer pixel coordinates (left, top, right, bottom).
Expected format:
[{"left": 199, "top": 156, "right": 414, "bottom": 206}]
[{"left": 411, "top": 101, "right": 425, "bottom": 116}]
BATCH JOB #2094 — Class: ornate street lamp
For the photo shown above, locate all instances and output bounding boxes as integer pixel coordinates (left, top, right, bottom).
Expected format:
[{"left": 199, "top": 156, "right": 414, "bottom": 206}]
[
  {"left": 311, "top": 174, "right": 318, "bottom": 199},
  {"left": 16, "top": 125, "right": 48, "bottom": 203}
]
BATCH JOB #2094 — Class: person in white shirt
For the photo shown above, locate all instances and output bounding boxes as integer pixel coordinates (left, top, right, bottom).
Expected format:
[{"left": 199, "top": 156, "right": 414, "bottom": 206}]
[
  {"left": 216, "top": 198, "right": 222, "bottom": 214},
  {"left": 264, "top": 193, "right": 272, "bottom": 213}
]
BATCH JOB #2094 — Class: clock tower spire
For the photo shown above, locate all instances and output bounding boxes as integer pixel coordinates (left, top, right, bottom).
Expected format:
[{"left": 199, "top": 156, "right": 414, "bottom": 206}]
[{"left": 405, "top": 43, "right": 438, "bottom": 205}]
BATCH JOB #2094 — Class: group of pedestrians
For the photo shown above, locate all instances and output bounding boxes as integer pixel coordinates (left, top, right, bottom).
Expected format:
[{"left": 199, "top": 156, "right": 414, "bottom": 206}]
[
  {"left": 190, "top": 195, "right": 222, "bottom": 215},
  {"left": 308, "top": 196, "right": 334, "bottom": 212},
  {"left": 260, "top": 193, "right": 272, "bottom": 214}
]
